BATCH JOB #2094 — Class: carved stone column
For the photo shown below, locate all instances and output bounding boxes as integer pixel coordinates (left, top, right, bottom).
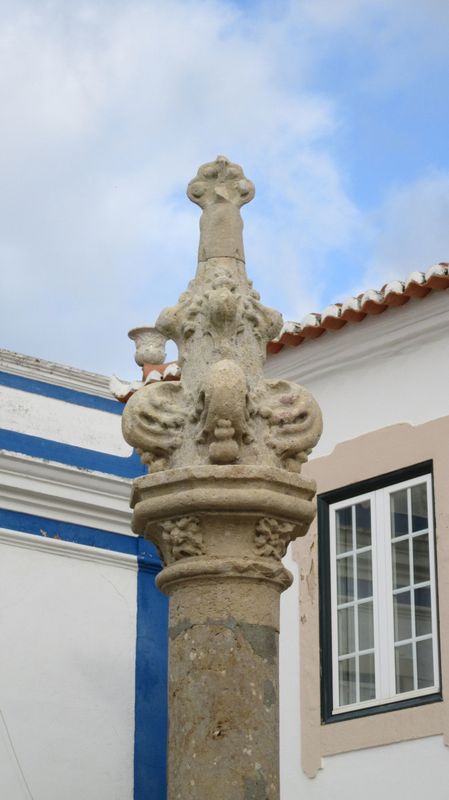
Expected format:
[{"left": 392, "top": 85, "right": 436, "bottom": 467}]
[{"left": 122, "top": 156, "right": 322, "bottom": 800}]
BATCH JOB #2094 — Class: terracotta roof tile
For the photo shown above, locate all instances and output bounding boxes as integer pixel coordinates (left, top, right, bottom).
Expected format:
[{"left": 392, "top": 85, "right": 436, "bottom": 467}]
[
  {"left": 267, "top": 262, "right": 449, "bottom": 353},
  {"left": 114, "top": 263, "right": 449, "bottom": 400}
]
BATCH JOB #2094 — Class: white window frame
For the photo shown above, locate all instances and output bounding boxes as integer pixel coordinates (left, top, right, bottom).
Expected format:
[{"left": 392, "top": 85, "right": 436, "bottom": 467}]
[{"left": 329, "top": 473, "right": 439, "bottom": 715}]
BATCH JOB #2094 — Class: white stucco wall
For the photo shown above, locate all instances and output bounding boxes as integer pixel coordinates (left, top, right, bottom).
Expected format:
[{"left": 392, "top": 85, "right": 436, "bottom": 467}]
[
  {"left": 0, "top": 531, "right": 137, "bottom": 800},
  {"left": 276, "top": 291, "right": 449, "bottom": 797},
  {"left": 0, "top": 385, "right": 131, "bottom": 457},
  {"left": 266, "top": 290, "right": 449, "bottom": 458}
]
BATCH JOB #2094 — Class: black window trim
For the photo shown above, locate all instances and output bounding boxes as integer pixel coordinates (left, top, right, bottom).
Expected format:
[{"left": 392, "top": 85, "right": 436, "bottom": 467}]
[{"left": 318, "top": 459, "right": 442, "bottom": 724}]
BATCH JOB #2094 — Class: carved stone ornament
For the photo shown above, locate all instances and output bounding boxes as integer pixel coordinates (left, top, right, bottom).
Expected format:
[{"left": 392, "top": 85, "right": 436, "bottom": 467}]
[
  {"left": 122, "top": 157, "right": 321, "bottom": 475},
  {"left": 255, "top": 517, "right": 296, "bottom": 560},
  {"left": 122, "top": 157, "right": 323, "bottom": 800},
  {"left": 160, "top": 516, "right": 204, "bottom": 563}
]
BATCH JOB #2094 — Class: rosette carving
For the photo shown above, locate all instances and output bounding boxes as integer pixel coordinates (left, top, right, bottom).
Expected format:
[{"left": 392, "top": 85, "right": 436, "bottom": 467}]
[
  {"left": 255, "top": 518, "right": 296, "bottom": 560},
  {"left": 160, "top": 517, "right": 204, "bottom": 563}
]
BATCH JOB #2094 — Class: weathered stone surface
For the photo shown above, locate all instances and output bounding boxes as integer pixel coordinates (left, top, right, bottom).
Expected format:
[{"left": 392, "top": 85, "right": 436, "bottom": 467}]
[{"left": 122, "top": 157, "right": 322, "bottom": 799}]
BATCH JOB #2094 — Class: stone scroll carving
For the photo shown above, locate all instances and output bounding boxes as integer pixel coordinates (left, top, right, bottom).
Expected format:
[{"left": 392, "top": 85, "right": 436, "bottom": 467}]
[
  {"left": 255, "top": 518, "right": 296, "bottom": 560},
  {"left": 121, "top": 381, "right": 185, "bottom": 472},
  {"left": 254, "top": 380, "right": 323, "bottom": 472},
  {"left": 122, "top": 156, "right": 322, "bottom": 475}
]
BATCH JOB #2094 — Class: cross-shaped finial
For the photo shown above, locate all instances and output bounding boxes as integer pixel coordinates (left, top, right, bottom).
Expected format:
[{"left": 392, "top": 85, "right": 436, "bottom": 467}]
[{"left": 187, "top": 156, "right": 255, "bottom": 262}]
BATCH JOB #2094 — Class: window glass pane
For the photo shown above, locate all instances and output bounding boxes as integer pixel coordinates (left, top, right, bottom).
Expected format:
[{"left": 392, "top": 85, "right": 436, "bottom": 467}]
[
  {"left": 417, "top": 639, "right": 435, "bottom": 689},
  {"left": 413, "top": 534, "right": 430, "bottom": 584},
  {"left": 394, "top": 591, "right": 412, "bottom": 641},
  {"left": 390, "top": 489, "right": 408, "bottom": 537},
  {"left": 338, "top": 657, "right": 356, "bottom": 706},
  {"left": 337, "top": 556, "right": 354, "bottom": 604},
  {"left": 392, "top": 539, "right": 410, "bottom": 589},
  {"left": 411, "top": 483, "right": 428, "bottom": 532},
  {"left": 359, "top": 653, "right": 376, "bottom": 701},
  {"left": 336, "top": 506, "right": 353, "bottom": 554},
  {"left": 338, "top": 606, "right": 355, "bottom": 655},
  {"left": 357, "top": 551, "right": 372, "bottom": 599},
  {"left": 415, "top": 586, "right": 432, "bottom": 636},
  {"left": 356, "top": 501, "right": 371, "bottom": 549},
  {"left": 395, "top": 643, "right": 414, "bottom": 693},
  {"left": 358, "top": 601, "right": 374, "bottom": 651}
]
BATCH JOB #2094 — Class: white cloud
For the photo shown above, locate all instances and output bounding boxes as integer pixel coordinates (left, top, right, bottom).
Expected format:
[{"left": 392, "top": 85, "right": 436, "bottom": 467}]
[
  {"left": 0, "top": 1, "right": 447, "bottom": 376},
  {"left": 361, "top": 172, "right": 449, "bottom": 291}
]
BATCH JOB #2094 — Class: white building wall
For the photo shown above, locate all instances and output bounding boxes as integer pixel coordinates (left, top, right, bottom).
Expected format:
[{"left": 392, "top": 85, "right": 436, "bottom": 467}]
[
  {"left": 0, "top": 531, "right": 137, "bottom": 800},
  {"left": 0, "top": 385, "right": 131, "bottom": 456},
  {"left": 274, "top": 291, "right": 449, "bottom": 797},
  {"left": 266, "top": 291, "right": 449, "bottom": 458},
  {"left": 0, "top": 353, "right": 147, "bottom": 800}
]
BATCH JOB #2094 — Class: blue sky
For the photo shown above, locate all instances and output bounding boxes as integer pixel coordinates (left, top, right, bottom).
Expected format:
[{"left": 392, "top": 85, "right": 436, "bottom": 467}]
[{"left": 1, "top": 0, "right": 448, "bottom": 377}]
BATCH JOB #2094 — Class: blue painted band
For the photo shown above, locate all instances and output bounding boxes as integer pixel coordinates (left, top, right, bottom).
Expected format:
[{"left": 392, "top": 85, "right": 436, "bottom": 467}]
[
  {"left": 0, "top": 508, "right": 161, "bottom": 567},
  {"left": 134, "top": 565, "right": 168, "bottom": 800},
  {"left": 0, "top": 369, "right": 123, "bottom": 414},
  {"left": 0, "top": 506, "right": 168, "bottom": 798},
  {"left": 0, "top": 428, "right": 146, "bottom": 478}
]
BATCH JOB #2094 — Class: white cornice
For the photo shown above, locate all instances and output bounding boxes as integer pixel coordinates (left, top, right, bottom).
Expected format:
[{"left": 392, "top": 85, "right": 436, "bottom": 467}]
[
  {"left": 265, "top": 290, "right": 449, "bottom": 384},
  {"left": 0, "top": 527, "right": 137, "bottom": 570},
  {"left": 0, "top": 349, "right": 124, "bottom": 399},
  {"left": 0, "top": 451, "right": 135, "bottom": 536}
]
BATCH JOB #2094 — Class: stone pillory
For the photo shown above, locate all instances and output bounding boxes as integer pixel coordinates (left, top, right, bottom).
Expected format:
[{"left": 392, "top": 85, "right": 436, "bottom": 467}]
[{"left": 122, "top": 156, "right": 323, "bottom": 800}]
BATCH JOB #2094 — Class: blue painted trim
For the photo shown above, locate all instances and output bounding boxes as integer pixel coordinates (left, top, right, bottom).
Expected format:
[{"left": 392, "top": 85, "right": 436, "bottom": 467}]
[
  {"left": 0, "top": 508, "right": 168, "bottom": 798},
  {"left": 0, "top": 370, "right": 123, "bottom": 414},
  {"left": 0, "top": 508, "right": 145, "bottom": 556},
  {"left": 0, "top": 428, "right": 146, "bottom": 478},
  {"left": 134, "top": 555, "right": 168, "bottom": 800}
]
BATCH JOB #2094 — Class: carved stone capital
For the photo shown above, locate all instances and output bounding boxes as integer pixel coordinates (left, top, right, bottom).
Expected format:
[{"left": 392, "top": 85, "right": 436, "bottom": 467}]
[{"left": 129, "top": 464, "right": 315, "bottom": 594}]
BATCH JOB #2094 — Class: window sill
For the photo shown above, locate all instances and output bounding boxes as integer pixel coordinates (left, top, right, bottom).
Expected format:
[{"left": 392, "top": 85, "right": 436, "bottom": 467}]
[{"left": 324, "top": 690, "right": 442, "bottom": 724}]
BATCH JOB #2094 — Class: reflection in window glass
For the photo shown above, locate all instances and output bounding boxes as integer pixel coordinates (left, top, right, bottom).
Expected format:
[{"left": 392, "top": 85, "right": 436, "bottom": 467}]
[
  {"left": 413, "top": 535, "right": 430, "bottom": 584},
  {"left": 395, "top": 644, "right": 414, "bottom": 693},
  {"left": 357, "top": 551, "right": 373, "bottom": 599},
  {"left": 356, "top": 501, "right": 371, "bottom": 549},
  {"left": 338, "top": 607, "right": 355, "bottom": 655},
  {"left": 390, "top": 489, "right": 408, "bottom": 537},
  {"left": 339, "top": 658, "right": 357, "bottom": 706},
  {"left": 417, "top": 639, "right": 434, "bottom": 689},
  {"left": 394, "top": 591, "right": 412, "bottom": 642},
  {"left": 415, "top": 586, "right": 432, "bottom": 637},
  {"left": 359, "top": 652, "right": 375, "bottom": 701},
  {"left": 336, "top": 506, "right": 352, "bottom": 554},
  {"left": 337, "top": 557, "right": 354, "bottom": 604},
  {"left": 358, "top": 601, "right": 374, "bottom": 651},
  {"left": 392, "top": 539, "right": 410, "bottom": 589},
  {"left": 411, "top": 483, "right": 428, "bottom": 532}
]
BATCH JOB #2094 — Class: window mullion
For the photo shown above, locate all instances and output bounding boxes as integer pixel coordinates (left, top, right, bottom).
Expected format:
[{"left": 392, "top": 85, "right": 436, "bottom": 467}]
[
  {"left": 427, "top": 477, "right": 440, "bottom": 692},
  {"left": 352, "top": 504, "right": 360, "bottom": 704},
  {"left": 378, "top": 487, "right": 395, "bottom": 699},
  {"left": 329, "top": 506, "right": 340, "bottom": 709},
  {"left": 408, "top": 487, "right": 418, "bottom": 690}
]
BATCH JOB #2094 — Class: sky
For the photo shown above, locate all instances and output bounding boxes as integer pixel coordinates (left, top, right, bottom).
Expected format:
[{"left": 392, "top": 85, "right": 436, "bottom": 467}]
[{"left": 1, "top": 0, "right": 448, "bottom": 378}]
